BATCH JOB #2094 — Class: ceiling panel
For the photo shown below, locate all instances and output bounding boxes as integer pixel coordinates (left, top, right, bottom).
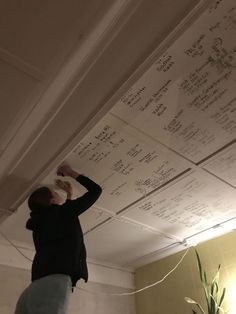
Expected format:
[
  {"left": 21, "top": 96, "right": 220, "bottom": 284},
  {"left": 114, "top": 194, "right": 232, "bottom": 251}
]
[
  {"left": 65, "top": 113, "right": 191, "bottom": 213},
  {"left": 111, "top": 0, "right": 236, "bottom": 163},
  {"left": 0, "top": 202, "right": 32, "bottom": 248},
  {"left": 123, "top": 169, "right": 236, "bottom": 239},
  {"left": 202, "top": 142, "right": 236, "bottom": 187},
  {"left": 0, "top": 0, "right": 113, "bottom": 72},
  {"left": 79, "top": 209, "right": 111, "bottom": 234},
  {"left": 0, "top": 59, "right": 38, "bottom": 147},
  {"left": 84, "top": 219, "right": 173, "bottom": 266}
]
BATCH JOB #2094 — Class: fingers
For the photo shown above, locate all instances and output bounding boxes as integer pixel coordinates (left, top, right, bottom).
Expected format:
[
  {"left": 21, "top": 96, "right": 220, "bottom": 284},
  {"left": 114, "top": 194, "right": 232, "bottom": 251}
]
[
  {"left": 56, "top": 164, "right": 72, "bottom": 176},
  {"left": 55, "top": 179, "right": 70, "bottom": 187},
  {"left": 55, "top": 179, "right": 62, "bottom": 189},
  {"left": 64, "top": 181, "right": 72, "bottom": 189},
  {"left": 57, "top": 167, "right": 65, "bottom": 176},
  {"left": 57, "top": 171, "right": 64, "bottom": 177}
]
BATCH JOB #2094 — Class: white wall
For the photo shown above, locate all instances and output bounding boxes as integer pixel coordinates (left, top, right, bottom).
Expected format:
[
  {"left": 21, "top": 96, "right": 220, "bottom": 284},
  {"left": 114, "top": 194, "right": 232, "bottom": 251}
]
[
  {"left": 70, "top": 281, "right": 136, "bottom": 314},
  {"left": 0, "top": 264, "right": 136, "bottom": 314}
]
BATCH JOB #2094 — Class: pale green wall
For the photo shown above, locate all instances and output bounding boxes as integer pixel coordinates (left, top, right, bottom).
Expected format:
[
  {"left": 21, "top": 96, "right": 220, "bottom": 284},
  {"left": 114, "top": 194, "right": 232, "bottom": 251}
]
[{"left": 135, "top": 231, "right": 236, "bottom": 314}]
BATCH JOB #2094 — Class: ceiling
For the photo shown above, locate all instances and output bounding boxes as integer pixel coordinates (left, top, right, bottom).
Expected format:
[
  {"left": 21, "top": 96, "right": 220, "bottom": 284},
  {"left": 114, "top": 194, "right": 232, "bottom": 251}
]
[{"left": 1, "top": 0, "right": 236, "bottom": 279}]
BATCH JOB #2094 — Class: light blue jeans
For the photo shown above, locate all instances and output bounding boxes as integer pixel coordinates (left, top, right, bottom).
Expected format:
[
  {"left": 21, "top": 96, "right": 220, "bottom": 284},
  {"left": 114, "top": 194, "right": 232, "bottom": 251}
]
[{"left": 15, "top": 274, "right": 72, "bottom": 314}]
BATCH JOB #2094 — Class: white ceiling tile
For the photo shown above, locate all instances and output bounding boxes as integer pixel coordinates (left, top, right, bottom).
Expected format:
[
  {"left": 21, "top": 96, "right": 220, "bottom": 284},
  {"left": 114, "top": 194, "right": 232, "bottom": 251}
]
[
  {"left": 0, "top": 202, "right": 33, "bottom": 249},
  {"left": 124, "top": 170, "right": 236, "bottom": 240},
  {"left": 202, "top": 142, "right": 236, "bottom": 187},
  {"left": 66, "top": 113, "right": 190, "bottom": 213},
  {"left": 0, "top": 243, "right": 31, "bottom": 269},
  {"left": 84, "top": 219, "right": 174, "bottom": 266},
  {"left": 79, "top": 208, "right": 111, "bottom": 234}
]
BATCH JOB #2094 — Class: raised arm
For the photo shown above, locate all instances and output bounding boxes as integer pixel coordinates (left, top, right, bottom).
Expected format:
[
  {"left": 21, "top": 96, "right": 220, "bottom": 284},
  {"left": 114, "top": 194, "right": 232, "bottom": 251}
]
[
  {"left": 57, "top": 165, "right": 102, "bottom": 216},
  {"left": 55, "top": 179, "right": 73, "bottom": 200}
]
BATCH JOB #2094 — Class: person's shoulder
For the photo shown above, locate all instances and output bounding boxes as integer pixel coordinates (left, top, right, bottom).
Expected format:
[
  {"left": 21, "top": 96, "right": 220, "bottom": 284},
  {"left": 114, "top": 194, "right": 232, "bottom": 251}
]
[
  {"left": 46, "top": 204, "right": 62, "bottom": 216},
  {"left": 52, "top": 201, "right": 75, "bottom": 216}
]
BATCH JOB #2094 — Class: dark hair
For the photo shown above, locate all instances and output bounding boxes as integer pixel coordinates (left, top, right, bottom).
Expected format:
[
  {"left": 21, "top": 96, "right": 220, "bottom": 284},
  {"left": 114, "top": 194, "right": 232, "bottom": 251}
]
[{"left": 28, "top": 187, "right": 53, "bottom": 211}]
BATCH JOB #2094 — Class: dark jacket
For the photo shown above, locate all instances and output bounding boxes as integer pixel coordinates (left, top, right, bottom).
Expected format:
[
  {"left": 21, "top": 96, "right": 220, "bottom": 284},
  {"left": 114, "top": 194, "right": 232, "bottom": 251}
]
[{"left": 26, "top": 175, "right": 102, "bottom": 287}]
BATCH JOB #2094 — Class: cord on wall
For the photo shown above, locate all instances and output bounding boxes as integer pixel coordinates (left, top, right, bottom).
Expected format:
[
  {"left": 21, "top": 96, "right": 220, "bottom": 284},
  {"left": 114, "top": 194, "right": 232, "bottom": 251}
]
[
  {"left": 0, "top": 229, "right": 189, "bottom": 297},
  {"left": 77, "top": 248, "right": 189, "bottom": 296},
  {"left": 0, "top": 230, "right": 32, "bottom": 262}
]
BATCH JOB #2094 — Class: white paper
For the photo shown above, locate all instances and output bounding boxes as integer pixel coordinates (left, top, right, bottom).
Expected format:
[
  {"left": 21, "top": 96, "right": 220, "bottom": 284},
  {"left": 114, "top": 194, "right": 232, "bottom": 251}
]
[
  {"left": 124, "top": 170, "right": 236, "bottom": 239},
  {"left": 67, "top": 114, "right": 190, "bottom": 212},
  {"left": 112, "top": 0, "right": 236, "bottom": 163},
  {"left": 203, "top": 142, "right": 236, "bottom": 187}
]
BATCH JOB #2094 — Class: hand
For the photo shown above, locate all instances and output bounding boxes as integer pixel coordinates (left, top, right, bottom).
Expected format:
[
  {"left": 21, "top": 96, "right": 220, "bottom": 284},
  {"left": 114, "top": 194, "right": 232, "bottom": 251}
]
[
  {"left": 57, "top": 164, "right": 79, "bottom": 178},
  {"left": 55, "top": 179, "right": 73, "bottom": 199}
]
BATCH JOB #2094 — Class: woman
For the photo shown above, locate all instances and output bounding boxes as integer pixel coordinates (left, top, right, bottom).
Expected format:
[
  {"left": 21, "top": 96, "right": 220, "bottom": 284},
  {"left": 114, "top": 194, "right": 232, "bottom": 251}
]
[{"left": 15, "top": 164, "right": 102, "bottom": 314}]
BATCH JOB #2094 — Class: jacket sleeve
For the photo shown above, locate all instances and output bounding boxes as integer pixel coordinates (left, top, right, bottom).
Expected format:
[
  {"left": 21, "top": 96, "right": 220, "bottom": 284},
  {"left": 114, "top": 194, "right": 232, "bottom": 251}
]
[{"left": 60, "top": 175, "right": 102, "bottom": 216}]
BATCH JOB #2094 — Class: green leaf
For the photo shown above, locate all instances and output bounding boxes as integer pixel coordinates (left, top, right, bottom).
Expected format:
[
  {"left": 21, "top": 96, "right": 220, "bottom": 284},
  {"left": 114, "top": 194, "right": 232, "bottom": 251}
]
[
  {"left": 219, "top": 288, "right": 226, "bottom": 307},
  {"left": 184, "top": 296, "right": 205, "bottom": 313},
  {"left": 217, "top": 306, "right": 225, "bottom": 314},
  {"left": 204, "top": 271, "right": 208, "bottom": 285},
  {"left": 195, "top": 251, "right": 210, "bottom": 311},
  {"left": 212, "top": 265, "right": 221, "bottom": 285},
  {"left": 196, "top": 303, "right": 206, "bottom": 314},
  {"left": 188, "top": 251, "right": 226, "bottom": 314},
  {"left": 209, "top": 293, "right": 216, "bottom": 313},
  {"left": 211, "top": 282, "right": 218, "bottom": 299},
  {"left": 185, "top": 297, "right": 199, "bottom": 304},
  {"left": 196, "top": 250, "right": 204, "bottom": 282}
]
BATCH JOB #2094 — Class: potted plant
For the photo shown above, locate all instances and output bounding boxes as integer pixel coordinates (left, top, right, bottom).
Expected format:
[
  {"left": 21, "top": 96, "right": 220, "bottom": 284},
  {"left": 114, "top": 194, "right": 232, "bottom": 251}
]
[{"left": 185, "top": 250, "right": 226, "bottom": 314}]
